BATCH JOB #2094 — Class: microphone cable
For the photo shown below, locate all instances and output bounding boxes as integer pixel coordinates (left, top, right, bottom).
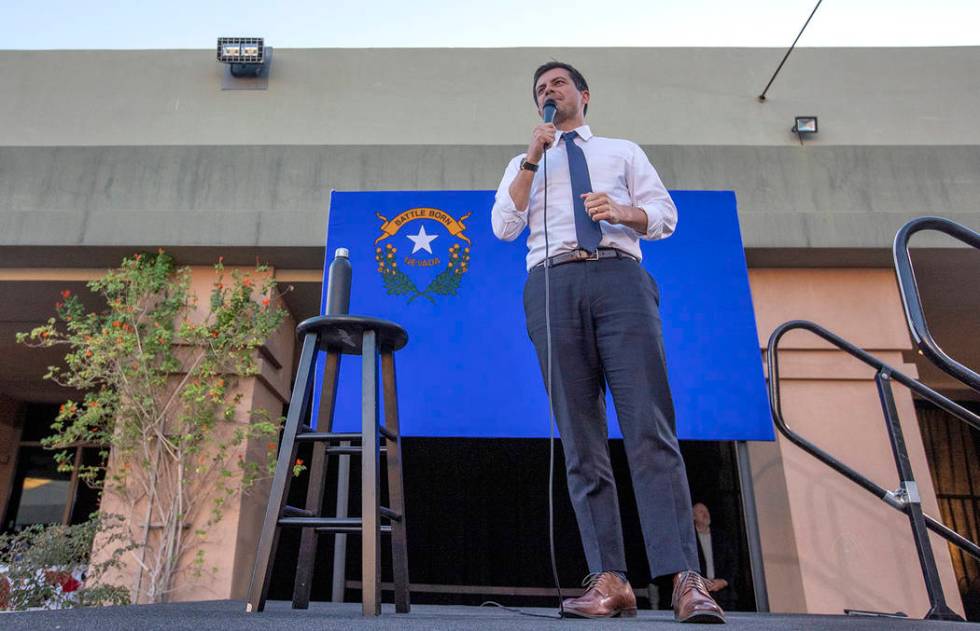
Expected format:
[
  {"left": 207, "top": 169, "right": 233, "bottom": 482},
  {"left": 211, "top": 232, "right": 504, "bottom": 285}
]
[
  {"left": 541, "top": 137, "right": 566, "bottom": 618},
  {"left": 482, "top": 111, "right": 565, "bottom": 620}
]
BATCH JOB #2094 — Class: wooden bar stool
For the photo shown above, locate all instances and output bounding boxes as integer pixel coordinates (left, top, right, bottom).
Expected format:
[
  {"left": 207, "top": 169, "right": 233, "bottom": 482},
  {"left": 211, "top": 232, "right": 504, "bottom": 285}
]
[{"left": 245, "top": 315, "right": 410, "bottom": 616}]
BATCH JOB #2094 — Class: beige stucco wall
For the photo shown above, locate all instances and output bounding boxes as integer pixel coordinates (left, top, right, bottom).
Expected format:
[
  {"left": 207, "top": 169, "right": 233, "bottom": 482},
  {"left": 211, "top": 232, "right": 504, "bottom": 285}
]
[{"left": 748, "top": 268, "right": 962, "bottom": 616}]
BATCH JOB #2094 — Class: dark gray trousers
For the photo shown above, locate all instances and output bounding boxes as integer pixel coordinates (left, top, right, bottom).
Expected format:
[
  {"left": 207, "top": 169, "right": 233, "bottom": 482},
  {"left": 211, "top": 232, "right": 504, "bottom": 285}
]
[{"left": 523, "top": 257, "right": 699, "bottom": 578}]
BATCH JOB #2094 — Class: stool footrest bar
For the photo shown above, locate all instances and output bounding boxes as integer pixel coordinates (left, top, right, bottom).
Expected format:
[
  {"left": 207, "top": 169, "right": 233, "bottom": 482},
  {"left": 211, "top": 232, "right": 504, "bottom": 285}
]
[
  {"left": 282, "top": 505, "right": 315, "bottom": 518},
  {"left": 380, "top": 506, "right": 402, "bottom": 522},
  {"left": 279, "top": 516, "right": 362, "bottom": 529},
  {"left": 295, "top": 432, "right": 363, "bottom": 443}
]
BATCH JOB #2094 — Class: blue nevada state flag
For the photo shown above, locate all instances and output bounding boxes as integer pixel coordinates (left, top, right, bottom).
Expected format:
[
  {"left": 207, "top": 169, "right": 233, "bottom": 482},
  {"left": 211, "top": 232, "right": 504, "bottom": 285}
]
[{"left": 315, "top": 189, "right": 773, "bottom": 441}]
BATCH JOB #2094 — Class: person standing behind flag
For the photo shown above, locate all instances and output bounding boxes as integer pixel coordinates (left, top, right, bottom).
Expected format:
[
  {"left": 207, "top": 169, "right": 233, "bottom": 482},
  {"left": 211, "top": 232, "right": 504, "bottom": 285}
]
[{"left": 693, "top": 502, "right": 738, "bottom": 611}]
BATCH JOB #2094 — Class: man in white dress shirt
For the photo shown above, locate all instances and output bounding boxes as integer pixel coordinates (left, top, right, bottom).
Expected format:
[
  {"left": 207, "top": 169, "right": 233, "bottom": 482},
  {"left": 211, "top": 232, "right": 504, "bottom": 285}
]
[{"left": 491, "top": 62, "right": 724, "bottom": 624}]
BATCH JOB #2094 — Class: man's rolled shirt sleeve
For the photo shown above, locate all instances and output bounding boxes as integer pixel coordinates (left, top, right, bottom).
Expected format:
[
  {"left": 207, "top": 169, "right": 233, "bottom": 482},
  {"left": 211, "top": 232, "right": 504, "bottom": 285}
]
[
  {"left": 491, "top": 155, "right": 529, "bottom": 241},
  {"left": 627, "top": 143, "right": 678, "bottom": 241}
]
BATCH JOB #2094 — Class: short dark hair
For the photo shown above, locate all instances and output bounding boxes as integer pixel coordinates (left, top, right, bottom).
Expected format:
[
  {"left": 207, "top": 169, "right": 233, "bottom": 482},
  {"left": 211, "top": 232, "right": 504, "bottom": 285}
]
[{"left": 532, "top": 61, "right": 589, "bottom": 115}]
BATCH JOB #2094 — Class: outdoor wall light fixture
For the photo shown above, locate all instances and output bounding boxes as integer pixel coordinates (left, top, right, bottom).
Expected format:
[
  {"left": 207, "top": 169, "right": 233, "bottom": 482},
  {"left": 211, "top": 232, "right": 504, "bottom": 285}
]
[
  {"left": 792, "top": 116, "right": 818, "bottom": 143},
  {"left": 216, "top": 37, "right": 266, "bottom": 77}
]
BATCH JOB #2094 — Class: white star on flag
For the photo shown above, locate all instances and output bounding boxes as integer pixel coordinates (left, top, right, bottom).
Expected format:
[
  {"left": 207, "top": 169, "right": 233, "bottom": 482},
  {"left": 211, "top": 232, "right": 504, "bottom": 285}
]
[{"left": 407, "top": 225, "right": 439, "bottom": 254}]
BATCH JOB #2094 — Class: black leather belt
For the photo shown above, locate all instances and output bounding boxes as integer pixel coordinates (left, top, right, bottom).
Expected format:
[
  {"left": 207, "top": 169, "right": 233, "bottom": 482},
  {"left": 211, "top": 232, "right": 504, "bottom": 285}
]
[{"left": 536, "top": 248, "right": 638, "bottom": 269}]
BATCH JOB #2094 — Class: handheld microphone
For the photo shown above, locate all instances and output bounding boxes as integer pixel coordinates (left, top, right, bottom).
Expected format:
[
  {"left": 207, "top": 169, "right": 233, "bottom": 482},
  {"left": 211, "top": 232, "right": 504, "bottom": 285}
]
[{"left": 542, "top": 99, "right": 557, "bottom": 124}]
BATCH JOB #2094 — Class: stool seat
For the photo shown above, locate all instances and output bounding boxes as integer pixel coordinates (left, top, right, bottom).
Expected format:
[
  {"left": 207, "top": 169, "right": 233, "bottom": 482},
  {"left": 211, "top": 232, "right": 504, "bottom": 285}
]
[{"left": 297, "top": 315, "right": 408, "bottom": 354}]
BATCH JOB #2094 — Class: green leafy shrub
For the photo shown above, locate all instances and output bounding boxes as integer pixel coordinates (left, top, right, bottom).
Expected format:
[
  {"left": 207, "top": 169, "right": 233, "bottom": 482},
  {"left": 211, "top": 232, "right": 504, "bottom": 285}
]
[
  {"left": 0, "top": 514, "right": 131, "bottom": 611},
  {"left": 17, "top": 252, "right": 288, "bottom": 602}
]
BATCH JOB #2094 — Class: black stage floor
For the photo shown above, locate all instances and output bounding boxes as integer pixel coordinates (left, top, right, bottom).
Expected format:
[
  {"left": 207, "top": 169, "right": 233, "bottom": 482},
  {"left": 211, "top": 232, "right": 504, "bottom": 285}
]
[{"left": 0, "top": 600, "right": 975, "bottom": 630}]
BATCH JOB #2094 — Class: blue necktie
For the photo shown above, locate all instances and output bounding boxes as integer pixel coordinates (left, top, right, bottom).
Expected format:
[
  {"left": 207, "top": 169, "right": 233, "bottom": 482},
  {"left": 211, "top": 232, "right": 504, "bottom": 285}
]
[{"left": 563, "top": 131, "right": 602, "bottom": 251}]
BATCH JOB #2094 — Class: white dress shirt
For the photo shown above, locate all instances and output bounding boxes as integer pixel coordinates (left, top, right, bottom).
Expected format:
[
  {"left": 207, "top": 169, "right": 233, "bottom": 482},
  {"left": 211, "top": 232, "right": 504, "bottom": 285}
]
[
  {"left": 491, "top": 125, "right": 678, "bottom": 270},
  {"left": 697, "top": 530, "right": 716, "bottom": 579}
]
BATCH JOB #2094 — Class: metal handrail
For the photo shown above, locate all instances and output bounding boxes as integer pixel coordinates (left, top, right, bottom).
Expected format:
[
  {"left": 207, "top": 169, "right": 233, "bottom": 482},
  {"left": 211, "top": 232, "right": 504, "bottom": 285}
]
[
  {"left": 768, "top": 319, "right": 979, "bottom": 621},
  {"left": 893, "top": 216, "right": 980, "bottom": 391}
]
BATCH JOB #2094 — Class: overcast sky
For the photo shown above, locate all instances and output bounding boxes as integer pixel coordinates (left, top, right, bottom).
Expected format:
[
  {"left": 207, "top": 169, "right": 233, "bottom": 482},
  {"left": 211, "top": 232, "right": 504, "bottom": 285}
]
[{"left": 4, "top": 0, "right": 979, "bottom": 49}]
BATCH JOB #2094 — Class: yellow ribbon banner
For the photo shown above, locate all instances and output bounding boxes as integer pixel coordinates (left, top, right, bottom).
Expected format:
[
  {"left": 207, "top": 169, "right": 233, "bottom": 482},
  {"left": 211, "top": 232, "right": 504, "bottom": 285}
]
[{"left": 375, "top": 208, "right": 472, "bottom": 244}]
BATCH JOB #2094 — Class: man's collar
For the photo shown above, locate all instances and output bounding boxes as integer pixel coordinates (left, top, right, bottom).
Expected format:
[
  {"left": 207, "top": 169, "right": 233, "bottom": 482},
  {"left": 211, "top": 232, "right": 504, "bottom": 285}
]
[{"left": 560, "top": 124, "right": 593, "bottom": 142}]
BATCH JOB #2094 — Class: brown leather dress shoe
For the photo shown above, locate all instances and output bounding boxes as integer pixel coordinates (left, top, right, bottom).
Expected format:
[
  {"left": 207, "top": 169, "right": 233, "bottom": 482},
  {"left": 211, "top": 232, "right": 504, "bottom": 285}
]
[
  {"left": 672, "top": 571, "right": 726, "bottom": 623},
  {"left": 561, "top": 572, "right": 637, "bottom": 618}
]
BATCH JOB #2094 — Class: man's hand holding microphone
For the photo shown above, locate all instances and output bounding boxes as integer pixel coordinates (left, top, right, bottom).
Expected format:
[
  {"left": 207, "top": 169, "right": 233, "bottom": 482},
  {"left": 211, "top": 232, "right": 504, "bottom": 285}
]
[{"left": 526, "top": 122, "right": 556, "bottom": 166}]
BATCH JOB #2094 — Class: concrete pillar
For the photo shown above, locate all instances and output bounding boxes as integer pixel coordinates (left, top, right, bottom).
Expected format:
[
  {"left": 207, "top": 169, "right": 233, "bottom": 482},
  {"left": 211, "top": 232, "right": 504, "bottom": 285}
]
[
  {"left": 91, "top": 266, "right": 296, "bottom": 603},
  {"left": 747, "top": 268, "right": 962, "bottom": 616}
]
